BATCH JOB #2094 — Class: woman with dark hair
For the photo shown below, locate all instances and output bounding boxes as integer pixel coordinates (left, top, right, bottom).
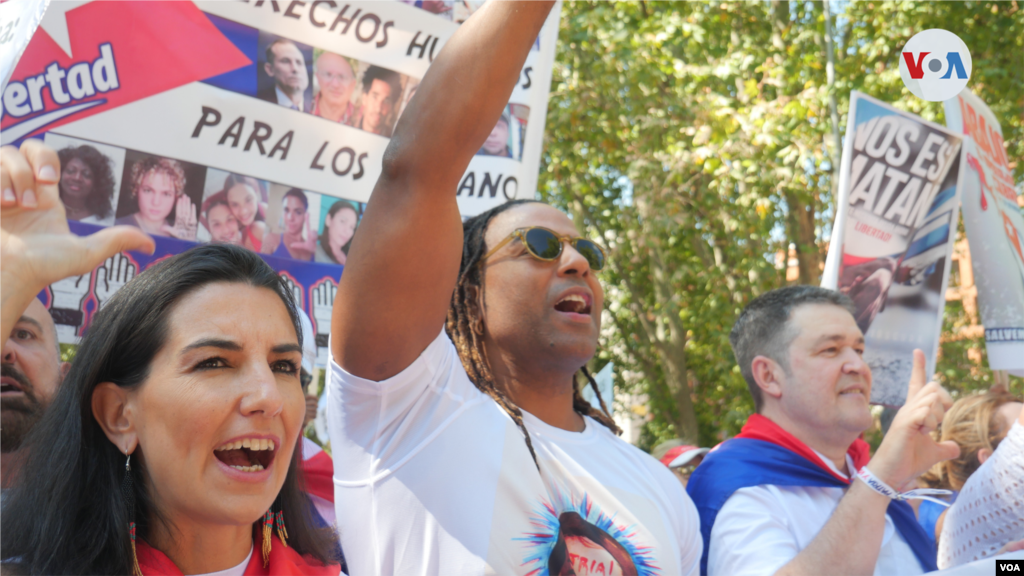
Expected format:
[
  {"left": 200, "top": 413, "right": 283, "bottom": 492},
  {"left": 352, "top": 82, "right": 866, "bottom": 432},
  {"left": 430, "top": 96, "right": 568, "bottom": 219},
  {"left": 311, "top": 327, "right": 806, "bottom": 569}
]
[
  {"left": 314, "top": 200, "right": 358, "bottom": 265},
  {"left": 56, "top": 144, "right": 117, "bottom": 225},
  {"left": 1, "top": 144, "right": 341, "bottom": 575},
  {"left": 262, "top": 188, "right": 316, "bottom": 261}
]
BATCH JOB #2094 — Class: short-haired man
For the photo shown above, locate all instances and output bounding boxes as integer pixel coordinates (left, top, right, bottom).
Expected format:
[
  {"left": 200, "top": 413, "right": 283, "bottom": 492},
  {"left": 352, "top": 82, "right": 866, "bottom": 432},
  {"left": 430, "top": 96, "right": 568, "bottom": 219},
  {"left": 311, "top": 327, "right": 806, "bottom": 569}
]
[
  {"left": 1, "top": 298, "right": 67, "bottom": 494},
  {"left": 687, "top": 285, "right": 958, "bottom": 575},
  {"left": 1, "top": 139, "right": 154, "bottom": 498},
  {"left": 353, "top": 65, "right": 401, "bottom": 137},
  {"left": 327, "top": 2, "right": 702, "bottom": 574},
  {"left": 258, "top": 38, "right": 311, "bottom": 112}
]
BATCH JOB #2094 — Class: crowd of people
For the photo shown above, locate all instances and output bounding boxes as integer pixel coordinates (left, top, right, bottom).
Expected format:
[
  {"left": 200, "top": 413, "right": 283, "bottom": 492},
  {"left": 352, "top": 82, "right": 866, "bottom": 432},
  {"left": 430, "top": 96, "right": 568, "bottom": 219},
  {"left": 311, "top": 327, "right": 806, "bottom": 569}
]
[{"left": 1, "top": 2, "right": 1021, "bottom": 575}]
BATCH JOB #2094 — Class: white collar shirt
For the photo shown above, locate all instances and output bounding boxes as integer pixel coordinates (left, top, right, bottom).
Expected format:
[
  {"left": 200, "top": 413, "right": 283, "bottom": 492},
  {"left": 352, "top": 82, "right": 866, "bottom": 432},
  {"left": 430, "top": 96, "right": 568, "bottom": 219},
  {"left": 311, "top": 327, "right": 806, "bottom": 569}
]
[
  {"left": 275, "top": 86, "right": 301, "bottom": 111},
  {"left": 706, "top": 447, "right": 926, "bottom": 576}
]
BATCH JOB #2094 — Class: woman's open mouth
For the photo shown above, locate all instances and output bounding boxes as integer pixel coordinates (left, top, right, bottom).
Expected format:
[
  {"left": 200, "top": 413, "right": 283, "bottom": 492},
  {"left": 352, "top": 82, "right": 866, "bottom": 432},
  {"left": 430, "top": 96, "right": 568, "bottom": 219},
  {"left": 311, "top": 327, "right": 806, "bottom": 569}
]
[{"left": 214, "top": 437, "right": 278, "bottom": 473}]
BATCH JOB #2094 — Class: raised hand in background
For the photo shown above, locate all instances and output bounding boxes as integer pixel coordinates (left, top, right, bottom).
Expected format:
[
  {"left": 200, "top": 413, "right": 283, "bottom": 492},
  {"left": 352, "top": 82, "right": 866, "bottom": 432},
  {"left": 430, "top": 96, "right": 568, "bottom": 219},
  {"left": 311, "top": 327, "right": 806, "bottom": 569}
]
[
  {"left": 311, "top": 278, "right": 337, "bottom": 366},
  {"left": 162, "top": 195, "right": 198, "bottom": 240},
  {"left": 49, "top": 272, "right": 92, "bottom": 342},
  {"left": 279, "top": 272, "right": 304, "bottom": 309},
  {"left": 1, "top": 140, "right": 154, "bottom": 343},
  {"left": 94, "top": 253, "right": 138, "bottom": 311}
]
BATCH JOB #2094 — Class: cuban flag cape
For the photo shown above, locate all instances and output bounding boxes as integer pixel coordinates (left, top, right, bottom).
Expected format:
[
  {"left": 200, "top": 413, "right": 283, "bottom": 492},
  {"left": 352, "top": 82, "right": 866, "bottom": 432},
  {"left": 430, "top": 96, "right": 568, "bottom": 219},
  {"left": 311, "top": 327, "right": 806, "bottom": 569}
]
[{"left": 686, "top": 414, "right": 937, "bottom": 575}]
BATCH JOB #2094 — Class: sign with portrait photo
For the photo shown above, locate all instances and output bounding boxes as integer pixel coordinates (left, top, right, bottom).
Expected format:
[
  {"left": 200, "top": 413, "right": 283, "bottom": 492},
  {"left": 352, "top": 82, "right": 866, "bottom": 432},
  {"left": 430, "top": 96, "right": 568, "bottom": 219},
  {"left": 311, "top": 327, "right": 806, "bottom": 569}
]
[{"left": 2, "top": 0, "right": 563, "bottom": 364}]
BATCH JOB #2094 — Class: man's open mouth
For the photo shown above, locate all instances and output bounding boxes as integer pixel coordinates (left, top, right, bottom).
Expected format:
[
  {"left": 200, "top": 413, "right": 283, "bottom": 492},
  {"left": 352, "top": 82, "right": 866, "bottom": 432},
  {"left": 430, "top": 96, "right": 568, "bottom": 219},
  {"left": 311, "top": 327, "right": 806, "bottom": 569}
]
[
  {"left": 554, "top": 293, "right": 592, "bottom": 315},
  {"left": 0, "top": 376, "right": 25, "bottom": 395},
  {"left": 214, "top": 437, "right": 278, "bottom": 473}
]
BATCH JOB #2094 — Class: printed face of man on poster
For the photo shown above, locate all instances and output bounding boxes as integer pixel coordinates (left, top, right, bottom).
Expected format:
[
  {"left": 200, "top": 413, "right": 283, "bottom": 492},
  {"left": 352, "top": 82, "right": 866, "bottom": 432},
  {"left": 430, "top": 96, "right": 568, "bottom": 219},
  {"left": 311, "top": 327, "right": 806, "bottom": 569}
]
[
  {"left": 259, "top": 36, "right": 312, "bottom": 112},
  {"left": 356, "top": 66, "right": 402, "bottom": 137}
]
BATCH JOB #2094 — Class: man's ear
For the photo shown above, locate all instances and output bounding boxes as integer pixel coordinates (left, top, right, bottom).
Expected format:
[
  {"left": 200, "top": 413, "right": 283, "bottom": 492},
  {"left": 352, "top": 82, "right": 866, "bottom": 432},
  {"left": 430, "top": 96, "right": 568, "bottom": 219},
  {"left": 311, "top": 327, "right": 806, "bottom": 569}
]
[
  {"left": 59, "top": 361, "right": 71, "bottom": 381},
  {"left": 263, "top": 62, "right": 274, "bottom": 78},
  {"left": 751, "top": 355, "right": 785, "bottom": 401},
  {"left": 91, "top": 382, "right": 138, "bottom": 455}
]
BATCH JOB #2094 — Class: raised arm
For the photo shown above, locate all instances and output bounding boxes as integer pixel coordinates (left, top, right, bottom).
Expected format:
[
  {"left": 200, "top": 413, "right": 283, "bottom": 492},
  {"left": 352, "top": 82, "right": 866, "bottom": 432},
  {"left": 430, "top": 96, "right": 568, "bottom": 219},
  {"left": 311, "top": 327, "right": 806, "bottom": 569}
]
[
  {"left": 331, "top": 1, "right": 554, "bottom": 380},
  {"left": 1, "top": 141, "right": 154, "bottom": 344}
]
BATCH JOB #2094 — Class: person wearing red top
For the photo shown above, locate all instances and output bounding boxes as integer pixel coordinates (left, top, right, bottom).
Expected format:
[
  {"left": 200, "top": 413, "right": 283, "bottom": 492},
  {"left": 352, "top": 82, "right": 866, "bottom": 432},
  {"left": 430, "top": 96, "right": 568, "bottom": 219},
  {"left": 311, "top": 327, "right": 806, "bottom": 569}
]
[{"left": 0, "top": 141, "right": 340, "bottom": 574}]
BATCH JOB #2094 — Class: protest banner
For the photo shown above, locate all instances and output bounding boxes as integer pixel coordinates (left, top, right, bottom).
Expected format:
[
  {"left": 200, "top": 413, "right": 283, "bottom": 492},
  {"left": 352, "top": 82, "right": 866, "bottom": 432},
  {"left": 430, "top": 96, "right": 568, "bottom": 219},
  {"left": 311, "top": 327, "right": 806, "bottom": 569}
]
[
  {"left": 943, "top": 89, "right": 1024, "bottom": 374},
  {"left": 0, "top": 0, "right": 47, "bottom": 92},
  {"left": 2, "top": 0, "right": 562, "bottom": 365},
  {"left": 822, "top": 91, "right": 964, "bottom": 406}
]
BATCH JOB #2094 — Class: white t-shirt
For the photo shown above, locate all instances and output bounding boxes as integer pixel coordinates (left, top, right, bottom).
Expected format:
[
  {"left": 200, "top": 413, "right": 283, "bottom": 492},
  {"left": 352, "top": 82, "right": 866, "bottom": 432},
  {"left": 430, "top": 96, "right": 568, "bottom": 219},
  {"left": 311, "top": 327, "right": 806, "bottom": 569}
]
[
  {"left": 328, "top": 331, "right": 702, "bottom": 576},
  {"left": 707, "top": 450, "right": 924, "bottom": 576}
]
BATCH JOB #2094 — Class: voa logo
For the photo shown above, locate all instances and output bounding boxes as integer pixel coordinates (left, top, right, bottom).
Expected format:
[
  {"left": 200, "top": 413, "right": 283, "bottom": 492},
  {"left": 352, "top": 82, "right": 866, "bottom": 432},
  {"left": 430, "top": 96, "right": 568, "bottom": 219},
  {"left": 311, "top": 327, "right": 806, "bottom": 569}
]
[{"left": 898, "top": 29, "right": 971, "bottom": 102}]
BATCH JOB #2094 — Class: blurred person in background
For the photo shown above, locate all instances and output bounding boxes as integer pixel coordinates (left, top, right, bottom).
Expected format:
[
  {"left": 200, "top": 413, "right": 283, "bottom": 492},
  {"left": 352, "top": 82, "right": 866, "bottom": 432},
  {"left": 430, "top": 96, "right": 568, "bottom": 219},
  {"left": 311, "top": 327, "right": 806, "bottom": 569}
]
[
  {"left": 0, "top": 297, "right": 68, "bottom": 498},
  {"left": 654, "top": 440, "right": 709, "bottom": 488},
  {"left": 934, "top": 390, "right": 1024, "bottom": 568}
]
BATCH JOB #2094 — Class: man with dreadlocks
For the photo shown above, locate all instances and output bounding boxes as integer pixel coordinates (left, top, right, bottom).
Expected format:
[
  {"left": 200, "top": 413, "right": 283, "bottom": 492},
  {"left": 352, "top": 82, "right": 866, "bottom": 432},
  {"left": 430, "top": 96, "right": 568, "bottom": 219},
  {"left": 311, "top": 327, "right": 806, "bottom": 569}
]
[{"left": 325, "top": 2, "right": 701, "bottom": 575}]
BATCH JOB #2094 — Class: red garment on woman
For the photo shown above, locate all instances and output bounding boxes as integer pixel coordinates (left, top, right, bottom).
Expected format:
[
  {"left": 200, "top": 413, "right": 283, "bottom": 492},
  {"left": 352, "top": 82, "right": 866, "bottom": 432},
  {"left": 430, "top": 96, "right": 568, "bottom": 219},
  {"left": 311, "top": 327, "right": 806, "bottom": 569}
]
[{"left": 135, "top": 528, "right": 340, "bottom": 576}]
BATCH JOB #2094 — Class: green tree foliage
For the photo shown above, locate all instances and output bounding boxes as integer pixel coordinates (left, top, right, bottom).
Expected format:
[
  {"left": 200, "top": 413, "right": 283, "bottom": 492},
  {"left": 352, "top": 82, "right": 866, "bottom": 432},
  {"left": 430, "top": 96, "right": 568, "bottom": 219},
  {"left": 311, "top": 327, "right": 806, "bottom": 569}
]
[{"left": 540, "top": 1, "right": 1023, "bottom": 450}]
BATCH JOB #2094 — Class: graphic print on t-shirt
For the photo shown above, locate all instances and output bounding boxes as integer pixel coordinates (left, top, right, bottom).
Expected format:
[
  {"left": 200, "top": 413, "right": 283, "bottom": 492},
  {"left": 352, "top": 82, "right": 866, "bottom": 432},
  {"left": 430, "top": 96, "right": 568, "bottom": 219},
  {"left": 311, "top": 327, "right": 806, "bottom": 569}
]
[{"left": 516, "top": 484, "right": 659, "bottom": 576}]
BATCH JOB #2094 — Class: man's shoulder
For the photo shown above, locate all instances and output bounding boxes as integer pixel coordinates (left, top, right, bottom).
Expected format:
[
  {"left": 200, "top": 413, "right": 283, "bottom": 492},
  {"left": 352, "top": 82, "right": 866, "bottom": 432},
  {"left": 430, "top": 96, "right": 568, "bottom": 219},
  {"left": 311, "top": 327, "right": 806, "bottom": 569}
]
[{"left": 256, "top": 85, "right": 276, "bottom": 102}]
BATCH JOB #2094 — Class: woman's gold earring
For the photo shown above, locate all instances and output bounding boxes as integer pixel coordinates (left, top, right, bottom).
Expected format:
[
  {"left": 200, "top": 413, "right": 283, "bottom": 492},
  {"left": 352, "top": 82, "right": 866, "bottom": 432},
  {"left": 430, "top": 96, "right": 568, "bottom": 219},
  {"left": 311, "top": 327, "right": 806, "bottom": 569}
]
[{"left": 121, "top": 449, "right": 142, "bottom": 576}]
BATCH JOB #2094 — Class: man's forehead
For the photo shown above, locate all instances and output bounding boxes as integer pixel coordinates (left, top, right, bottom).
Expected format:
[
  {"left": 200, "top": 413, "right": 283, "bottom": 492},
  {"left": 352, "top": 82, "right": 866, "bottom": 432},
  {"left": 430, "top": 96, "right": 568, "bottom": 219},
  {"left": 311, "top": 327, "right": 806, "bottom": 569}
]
[
  {"left": 486, "top": 203, "right": 579, "bottom": 244},
  {"left": 273, "top": 42, "right": 301, "bottom": 58},
  {"left": 791, "top": 303, "right": 862, "bottom": 341},
  {"left": 25, "top": 298, "right": 58, "bottom": 345}
]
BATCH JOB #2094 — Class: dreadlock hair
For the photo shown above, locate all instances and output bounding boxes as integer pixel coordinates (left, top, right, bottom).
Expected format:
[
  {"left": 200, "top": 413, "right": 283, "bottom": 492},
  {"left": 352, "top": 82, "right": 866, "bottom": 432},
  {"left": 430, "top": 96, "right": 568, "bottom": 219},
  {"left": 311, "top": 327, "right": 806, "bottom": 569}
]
[{"left": 445, "top": 200, "right": 620, "bottom": 471}]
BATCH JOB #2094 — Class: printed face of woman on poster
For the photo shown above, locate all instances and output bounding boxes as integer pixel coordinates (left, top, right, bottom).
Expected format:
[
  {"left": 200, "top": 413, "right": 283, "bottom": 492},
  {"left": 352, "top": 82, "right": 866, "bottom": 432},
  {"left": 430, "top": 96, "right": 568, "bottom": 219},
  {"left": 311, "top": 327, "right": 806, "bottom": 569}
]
[
  {"left": 57, "top": 145, "right": 116, "bottom": 224},
  {"left": 261, "top": 189, "right": 315, "bottom": 261},
  {"left": 116, "top": 157, "right": 197, "bottom": 240},
  {"left": 225, "top": 177, "right": 268, "bottom": 252},
  {"left": 206, "top": 201, "right": 242, "bottom": 245},
  {"left": 318, "top": 200, "right": 358, "bottom": 265},
  {"left": 313, "top": 51, "right": 357, "bottom": 124}
]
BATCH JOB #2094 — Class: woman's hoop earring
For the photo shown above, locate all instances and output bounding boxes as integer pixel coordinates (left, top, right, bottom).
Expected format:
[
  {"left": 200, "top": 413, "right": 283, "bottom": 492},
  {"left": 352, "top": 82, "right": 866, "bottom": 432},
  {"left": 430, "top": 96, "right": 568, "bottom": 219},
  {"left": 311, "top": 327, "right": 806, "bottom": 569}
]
[{"left": 121, "top": 448, "right": 142, "bottom": 576}]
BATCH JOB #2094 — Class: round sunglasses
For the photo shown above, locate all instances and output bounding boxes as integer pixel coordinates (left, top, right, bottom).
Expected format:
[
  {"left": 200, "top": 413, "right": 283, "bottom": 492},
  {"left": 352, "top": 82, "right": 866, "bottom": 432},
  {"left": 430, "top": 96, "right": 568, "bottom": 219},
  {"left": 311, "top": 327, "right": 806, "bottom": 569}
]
[{"left": 479, "top": 227, "right": 606, "bottom": 271}]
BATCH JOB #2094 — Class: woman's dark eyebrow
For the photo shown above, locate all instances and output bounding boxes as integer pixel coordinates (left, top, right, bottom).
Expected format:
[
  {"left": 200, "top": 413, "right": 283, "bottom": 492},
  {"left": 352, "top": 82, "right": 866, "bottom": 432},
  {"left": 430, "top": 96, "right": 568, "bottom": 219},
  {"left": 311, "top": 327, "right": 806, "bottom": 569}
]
[
  {"left": 180, "top": 338, "right": 242, "bottom": 355},
  {"left": 271, "top": 343, "right": 302, "bottom": 355}
]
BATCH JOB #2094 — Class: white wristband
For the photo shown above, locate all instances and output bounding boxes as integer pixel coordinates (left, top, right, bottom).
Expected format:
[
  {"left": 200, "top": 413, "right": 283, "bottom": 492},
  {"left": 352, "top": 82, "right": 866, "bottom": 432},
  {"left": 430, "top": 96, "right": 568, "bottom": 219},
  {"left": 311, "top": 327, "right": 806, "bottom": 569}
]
[
  {"left": 856, "top": 466, "right": 954, "bottom": 507},
  {"left": 856, "top": 467, "right": 901, "bottom": 499}
]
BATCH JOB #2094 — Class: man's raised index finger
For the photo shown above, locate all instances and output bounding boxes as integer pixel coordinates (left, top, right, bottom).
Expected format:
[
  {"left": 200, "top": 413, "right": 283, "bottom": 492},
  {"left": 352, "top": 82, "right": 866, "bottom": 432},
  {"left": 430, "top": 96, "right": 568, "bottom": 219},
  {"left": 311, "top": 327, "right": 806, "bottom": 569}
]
[{"left": 907, "top": 349, "right": 927, "bottom": 400}]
